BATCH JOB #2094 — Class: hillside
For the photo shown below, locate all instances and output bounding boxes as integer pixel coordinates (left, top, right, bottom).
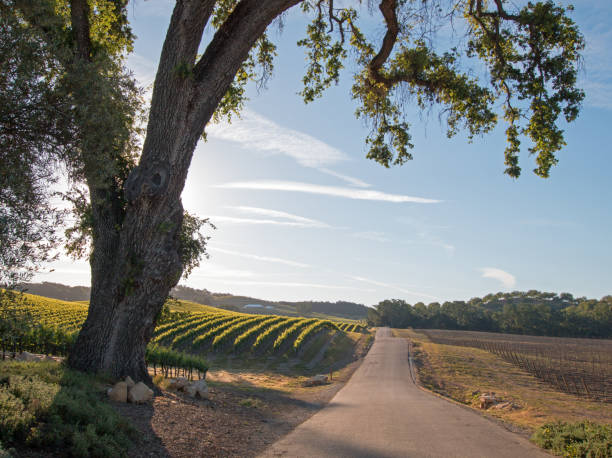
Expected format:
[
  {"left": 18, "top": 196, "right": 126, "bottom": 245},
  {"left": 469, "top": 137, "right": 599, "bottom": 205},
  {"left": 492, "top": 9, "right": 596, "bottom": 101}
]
[
  {"left": 2, "top": 291, "right": 369, "bottom": 369},
  {"left": 20, "top": 282, "right": 370, "bottom": 320}
]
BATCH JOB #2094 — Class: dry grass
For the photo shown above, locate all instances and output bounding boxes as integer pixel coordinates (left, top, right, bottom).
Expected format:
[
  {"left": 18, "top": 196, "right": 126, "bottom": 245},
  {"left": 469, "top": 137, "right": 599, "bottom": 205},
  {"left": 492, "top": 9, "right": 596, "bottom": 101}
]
[{"left": 394, "top": 329, "right": 612, "bottom": 432}]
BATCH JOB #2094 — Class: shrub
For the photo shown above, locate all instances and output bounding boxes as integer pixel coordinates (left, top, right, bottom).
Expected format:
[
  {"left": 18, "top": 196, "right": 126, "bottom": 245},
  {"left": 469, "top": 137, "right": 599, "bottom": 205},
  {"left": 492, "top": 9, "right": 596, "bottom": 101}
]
[
  {"left": 532, "top": 421, "right": 612, "bottom": 458},
  {"left": 0, "top": 361, "right": 135, "bottom": 457}
]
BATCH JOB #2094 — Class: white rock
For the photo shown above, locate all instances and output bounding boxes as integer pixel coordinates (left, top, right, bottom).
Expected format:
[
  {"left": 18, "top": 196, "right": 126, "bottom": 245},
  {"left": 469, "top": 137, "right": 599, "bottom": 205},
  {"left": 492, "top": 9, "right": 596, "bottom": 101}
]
[
  {"left": 124, "top": 376, "right": 135, "bottom": 389},
  {"left": 108, "top": 381, "right": 128, "bottom": 403},
  {"left": 304, "top": 374, "right": 328, "bottom": 387},
  {"left": 128, "top": 382, "right": 153, "bottom": 403},
  {"left": 184, "top": 379, "right": 209, "bottom": 399},
  {"left": 168, "top": 377, "right": 190, "bottom": 391},
  {"left": 479, "top": 393, "right": 499, "bottom": 409},
  {"left": 15, "top": 351, "right": 43, "bottom": 362}
]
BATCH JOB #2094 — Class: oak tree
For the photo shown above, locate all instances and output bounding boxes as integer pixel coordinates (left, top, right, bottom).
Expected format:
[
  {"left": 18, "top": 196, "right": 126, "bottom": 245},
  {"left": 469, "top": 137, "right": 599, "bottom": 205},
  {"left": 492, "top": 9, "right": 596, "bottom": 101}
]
[{"left": 7, "top": 0, "right": 584, "bottom": 381}]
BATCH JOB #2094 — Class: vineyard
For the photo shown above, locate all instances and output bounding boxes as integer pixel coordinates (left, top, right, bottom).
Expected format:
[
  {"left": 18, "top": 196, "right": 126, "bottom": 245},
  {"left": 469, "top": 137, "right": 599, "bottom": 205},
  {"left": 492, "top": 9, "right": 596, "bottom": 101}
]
[
  {"left": 419, "top": 329, "right": 612, "bottom": 402},
  {"left": 1, "top": 292, "right": 367, "bottom": 374}
]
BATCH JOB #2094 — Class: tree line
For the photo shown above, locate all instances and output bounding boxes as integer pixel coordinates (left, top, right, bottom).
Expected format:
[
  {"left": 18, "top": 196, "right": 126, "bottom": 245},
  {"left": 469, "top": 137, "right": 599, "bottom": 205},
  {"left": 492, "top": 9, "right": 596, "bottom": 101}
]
[{"left": 368, "top": 291, "right": 612, "bottom": 338}]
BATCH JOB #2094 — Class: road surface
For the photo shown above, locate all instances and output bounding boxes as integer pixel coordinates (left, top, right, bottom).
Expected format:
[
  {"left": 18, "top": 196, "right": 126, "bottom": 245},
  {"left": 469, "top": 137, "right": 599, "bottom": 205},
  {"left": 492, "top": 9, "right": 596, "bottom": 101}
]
[{"left": 260, "top": 327, "right": 548, "bottom": 458}]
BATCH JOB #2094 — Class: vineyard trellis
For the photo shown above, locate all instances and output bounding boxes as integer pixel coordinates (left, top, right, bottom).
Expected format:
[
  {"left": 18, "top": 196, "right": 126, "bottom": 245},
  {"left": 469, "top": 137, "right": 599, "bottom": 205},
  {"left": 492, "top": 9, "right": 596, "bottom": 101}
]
[
  {"left": 420, "top": 329, "right": 612, "bottom": 402},
  {"left": 1, "top": 292, "right": 366, "bottom": 374}
]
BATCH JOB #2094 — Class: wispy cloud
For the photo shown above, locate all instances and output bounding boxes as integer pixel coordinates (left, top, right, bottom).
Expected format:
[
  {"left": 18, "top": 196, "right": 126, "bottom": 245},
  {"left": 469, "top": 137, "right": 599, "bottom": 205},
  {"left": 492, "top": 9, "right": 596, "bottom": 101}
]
[
  {"left": 213, "top": 279, "right": 375, "bottom": 292},
  {"left": 519, "top": 218, "right": 577, "bottom": 228},
  {"left": 349, "top": 275, "right": 440, "bottom": 301},
  {"left": 397, "top": 217, "right": 455, "bottom": 256},
  {"left": 189, "top": 263, "right": 255, "bottom": 279},
  {"left": 352, "top": 231, "right": 390, "bottom": 243},
  {"left": 211, "top": 206, "right": 330, "bottom": 228},
  {"left": 217, "top": 180, "right": 440, "bottom": 204},
  {"left": 210, "top": 247, "right": 310, "bottom": 268},
  {"left": 480, "top": 267, "right": 516, "bottom": 288},
  {"left": 319, "top": 168, "right": 370, "bottom": 188},
  {"left": 229, "top": 206, "right": 329, "bottom": 227},
  {"left": 581, "top": 20, "right": 612, "bottom": 110},
  {"left": 207, "top": 110, "right": 372, "bottom": 187},
  {"left": 207, "top": 110, "right": 347, "bottom": 168},
  {"left": 209, "top": 216, "right": 325, "bottom": 228}
]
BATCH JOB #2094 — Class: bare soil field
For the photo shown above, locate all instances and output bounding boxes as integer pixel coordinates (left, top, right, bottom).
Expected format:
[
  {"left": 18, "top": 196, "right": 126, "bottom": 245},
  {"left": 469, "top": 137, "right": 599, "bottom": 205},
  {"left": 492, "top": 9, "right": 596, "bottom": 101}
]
[{"left": 394, "top": 328, "right": 612, "bottom": 433}]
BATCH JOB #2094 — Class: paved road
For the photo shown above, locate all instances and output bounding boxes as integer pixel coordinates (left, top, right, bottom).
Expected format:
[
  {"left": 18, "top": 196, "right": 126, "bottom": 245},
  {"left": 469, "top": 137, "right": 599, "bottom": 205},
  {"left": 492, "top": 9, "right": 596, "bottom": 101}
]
[{"left": 260, "top": 327, "right": 548, "bottom": 458}]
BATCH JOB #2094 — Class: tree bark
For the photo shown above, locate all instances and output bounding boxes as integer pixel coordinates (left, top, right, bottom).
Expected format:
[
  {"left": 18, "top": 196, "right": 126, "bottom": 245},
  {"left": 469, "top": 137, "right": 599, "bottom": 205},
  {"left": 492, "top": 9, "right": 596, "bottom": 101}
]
[{"left": 68, "top": 0, "right": 301, "bottom": 381}]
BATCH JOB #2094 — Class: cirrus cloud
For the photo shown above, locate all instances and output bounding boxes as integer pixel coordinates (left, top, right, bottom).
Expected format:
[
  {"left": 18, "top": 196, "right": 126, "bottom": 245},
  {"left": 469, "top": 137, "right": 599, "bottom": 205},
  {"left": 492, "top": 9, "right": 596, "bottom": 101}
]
[
  {"left": 480, "top": 267, "right": 516, "bottom": 288},
  {"left": 216, "top": 180, "right": 440, "bottom": 204}
]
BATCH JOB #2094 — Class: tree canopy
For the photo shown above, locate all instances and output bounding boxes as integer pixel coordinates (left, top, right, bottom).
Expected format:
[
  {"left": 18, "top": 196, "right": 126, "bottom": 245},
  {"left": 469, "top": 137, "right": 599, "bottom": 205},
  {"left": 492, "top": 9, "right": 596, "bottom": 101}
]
[{"left": 368, "top": 291, "right": 612, "bottom": 338}]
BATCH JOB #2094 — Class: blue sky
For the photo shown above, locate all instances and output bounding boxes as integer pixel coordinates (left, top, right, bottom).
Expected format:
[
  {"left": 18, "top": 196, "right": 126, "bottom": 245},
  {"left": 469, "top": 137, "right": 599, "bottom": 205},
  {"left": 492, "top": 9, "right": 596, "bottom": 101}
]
[{"left": 34, "top": 0, "right": 612, "bottom": 305}]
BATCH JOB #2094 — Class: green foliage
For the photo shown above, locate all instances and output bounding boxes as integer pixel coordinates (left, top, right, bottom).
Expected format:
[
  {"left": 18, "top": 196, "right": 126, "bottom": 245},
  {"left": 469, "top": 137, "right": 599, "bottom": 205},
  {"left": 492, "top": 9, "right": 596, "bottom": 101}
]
[
  {"left": 293, "top": 320, "right": 334, "bottom": 353},
  {"left": 272, "top": 318, "right": 317, "bottom": 352},
  {"left": 2, "top": 292, "right": 353, "bottom": 362},
  {"left": 191, "top": 315, "right": 246, "bottom": 347},
  {"left": 178, "top": 212, "right": 215, "bottom": 279},
  {"left": 150, "top": 314, "right": 204, "bottom": 342},
  {"left": 145, "top": 345, "right": 208, "bottom": 379},
  {"left": 532, "top": 421, "right": 612, "bottom": 457},
  {"left": 173, "top": 315, "right": 239, "bottom": 348},
  {"left": 152, "top": 314, "right": 212, "bottom": 345},
  {"left": 369, "top": 292, "right": 612, "bottom": 338},
  {"left": 252, "top": 318, "right": 302, "bottom": 353},
  {"left": 0, "top": 360, "right": 135, "bottom": 457},
  {"left": 297, "top": 0, "right": 584, "bottom": 177},
  {"left": 0, "top": 8, "right": 68, "bottom": 285},
  {"left": 233, "top": 316, "right": 284, "bottom": 350},
  {"left": 211, "top": 315, "right": 269, "bottom": 350}
]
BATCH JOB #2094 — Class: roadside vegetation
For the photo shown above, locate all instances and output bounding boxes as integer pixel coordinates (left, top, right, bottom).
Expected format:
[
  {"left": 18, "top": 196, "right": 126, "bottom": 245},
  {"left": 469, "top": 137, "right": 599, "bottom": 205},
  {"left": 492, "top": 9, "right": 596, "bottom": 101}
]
[
  {"left": 0, "top": 360, "right": 135, "bottom": 457},
  {"left": 394, "top": 329, "right": 612, "bottom": 456},
  {"left": 532, "top": 421, "right": 612, "bottom": 457}
]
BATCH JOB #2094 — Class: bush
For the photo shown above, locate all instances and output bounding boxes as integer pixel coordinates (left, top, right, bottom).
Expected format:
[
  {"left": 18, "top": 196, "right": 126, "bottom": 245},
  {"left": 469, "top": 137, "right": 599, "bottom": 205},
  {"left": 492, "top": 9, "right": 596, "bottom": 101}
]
[
  {"left": 532, "top": 421, "right": 612, "bottom": 458},
  {"left": 0, "top": 361, "right": 135, "bottom": 457}
]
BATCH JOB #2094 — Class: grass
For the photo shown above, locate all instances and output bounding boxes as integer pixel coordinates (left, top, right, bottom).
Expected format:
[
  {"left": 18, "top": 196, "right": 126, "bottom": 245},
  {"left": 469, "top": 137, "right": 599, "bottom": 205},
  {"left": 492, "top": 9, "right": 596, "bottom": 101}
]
[
  {"left": 393, "top": 329, "right": 612, "bottom": 450},
  {"left": 532, "top": 421, "right": 612, "bottom": 457},
  {"left": 238, "top": 397, "right": 265, "bottom": 409},
  {"left": 0, "top": 360, "right": 135, "bottom": 457}
]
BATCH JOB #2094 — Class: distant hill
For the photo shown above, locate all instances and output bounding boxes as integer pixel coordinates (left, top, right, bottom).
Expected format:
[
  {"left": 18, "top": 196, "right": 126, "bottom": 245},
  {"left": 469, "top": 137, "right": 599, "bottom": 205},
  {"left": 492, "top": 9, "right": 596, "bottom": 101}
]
[
  {"left": 19, "top": 282, "right": 91, "bottom": 302},
  {"left": 20, "top": 282, "right": 370, "bottom": 320}
]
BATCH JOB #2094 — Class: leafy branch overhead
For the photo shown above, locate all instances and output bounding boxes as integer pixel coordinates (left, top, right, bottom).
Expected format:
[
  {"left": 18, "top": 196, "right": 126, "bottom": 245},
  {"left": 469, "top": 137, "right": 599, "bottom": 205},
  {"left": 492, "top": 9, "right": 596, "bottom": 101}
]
[{"left": 289, "top": 0, "right": 584, "bottom": 177}]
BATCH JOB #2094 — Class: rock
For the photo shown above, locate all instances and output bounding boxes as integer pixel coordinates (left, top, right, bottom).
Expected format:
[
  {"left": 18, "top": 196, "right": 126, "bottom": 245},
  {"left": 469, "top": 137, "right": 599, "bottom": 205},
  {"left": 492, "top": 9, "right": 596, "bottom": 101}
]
[
  {"left": 184, "top": 379, "right": 209, "bottom": 399},
  {"left": 492, "top": 401, "right": 520, "bottom": 411},
  {"left": 128, "top": 382, "right": 154, "bottom": 404},
  {"left": 124, "top": 376, "right": 135, "bottom": 389},
  {"left": 15, "top": 351, "right": 43, "bottom": 362},
  {"left": 479, "top": 393, "right": 499, "bottom": 409},
  {"left": 108, "top": 381, "right": 128, "bottom": 403},
  {"left": 303, "top": 374, "right": 328, "bottom": 387},
  {"left": 168, "top": 377, "right": 190, "bottom": 391}
]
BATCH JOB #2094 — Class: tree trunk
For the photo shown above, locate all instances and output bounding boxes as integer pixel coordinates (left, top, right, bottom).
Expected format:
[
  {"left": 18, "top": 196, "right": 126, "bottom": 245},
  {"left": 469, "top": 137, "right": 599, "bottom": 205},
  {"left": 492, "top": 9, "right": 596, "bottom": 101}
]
[{"left": 68, "top": 0, "right": 301, "bottom": 381}]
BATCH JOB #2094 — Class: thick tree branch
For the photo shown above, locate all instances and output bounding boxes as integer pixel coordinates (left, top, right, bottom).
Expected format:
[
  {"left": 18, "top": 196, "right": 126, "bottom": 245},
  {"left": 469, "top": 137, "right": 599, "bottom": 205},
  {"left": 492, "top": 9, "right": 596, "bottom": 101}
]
[
  {"left": 69, "top": 0, "right": 91, "bottom": 61},
  {"left": 193, "top": 0, "right": 300, "bottom": 85},
  {"left": 367, "top": 0, "right": 398, "bottom": 87}
]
